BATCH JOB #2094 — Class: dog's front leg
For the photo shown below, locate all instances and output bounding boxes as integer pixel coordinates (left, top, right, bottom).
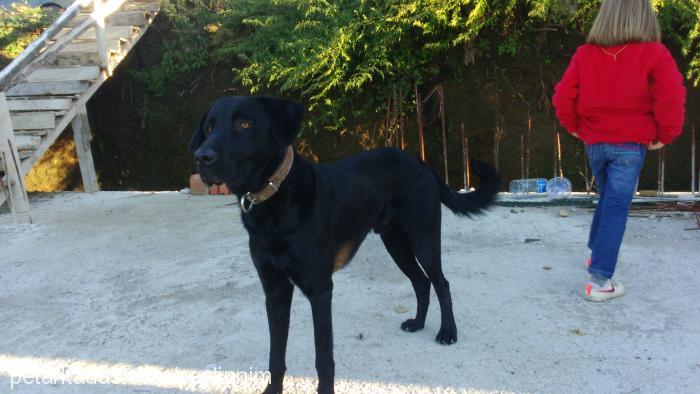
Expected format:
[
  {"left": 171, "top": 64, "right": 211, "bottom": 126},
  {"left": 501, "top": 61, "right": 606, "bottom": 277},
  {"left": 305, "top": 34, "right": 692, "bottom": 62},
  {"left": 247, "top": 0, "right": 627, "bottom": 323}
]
[
  {"left": 309, "top": 281, "right": 335, "bottom": 394},
  {"left": 258, "top": 266, "right": 294, "bottom": 394}
]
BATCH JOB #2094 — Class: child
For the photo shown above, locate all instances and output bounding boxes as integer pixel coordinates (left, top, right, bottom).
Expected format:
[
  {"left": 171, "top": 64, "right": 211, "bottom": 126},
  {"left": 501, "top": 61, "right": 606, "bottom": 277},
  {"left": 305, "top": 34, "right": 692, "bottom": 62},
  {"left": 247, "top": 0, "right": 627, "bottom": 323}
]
[{"left": 552, "top": 0, "right": 686, "bottom": 302}]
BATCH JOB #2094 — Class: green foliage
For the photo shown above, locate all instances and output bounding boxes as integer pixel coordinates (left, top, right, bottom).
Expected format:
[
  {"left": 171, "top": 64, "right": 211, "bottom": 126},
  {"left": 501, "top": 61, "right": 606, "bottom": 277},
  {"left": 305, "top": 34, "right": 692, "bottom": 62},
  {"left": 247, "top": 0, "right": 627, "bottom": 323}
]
[
  {"left": 667, "top": 1, "right": 700, "bottom": 86},
  {"left": 133, "top": 39, "right": 209, "bottom": 96},
  {"left": 497, "top": 37, "right": 519, "bottom": 57},
  {"left": 0, "top": 2, "right": 57, "bottom": 65},
  {"left": 154, "top": 0, "right": 700, "bottom": 130},
  {"left": 133, "top": 0, "right": 214, "bottom": 96}
]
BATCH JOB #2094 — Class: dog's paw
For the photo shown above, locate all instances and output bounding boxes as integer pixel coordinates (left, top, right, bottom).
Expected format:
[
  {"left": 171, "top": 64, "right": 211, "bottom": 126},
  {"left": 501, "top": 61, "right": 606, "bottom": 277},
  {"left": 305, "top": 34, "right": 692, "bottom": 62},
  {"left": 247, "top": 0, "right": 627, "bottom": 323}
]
[
  {"left": 317, "top": 383, "right": 334, "bottom": 394},
  {"left": 262, "top": 384, "right": 282, "bottom": 394},
  {"left": 400, "top": 319, "right": 425, "bottom": 332},
  {"left": 435, "top": 327, "right": 458, "bottom": 345}
]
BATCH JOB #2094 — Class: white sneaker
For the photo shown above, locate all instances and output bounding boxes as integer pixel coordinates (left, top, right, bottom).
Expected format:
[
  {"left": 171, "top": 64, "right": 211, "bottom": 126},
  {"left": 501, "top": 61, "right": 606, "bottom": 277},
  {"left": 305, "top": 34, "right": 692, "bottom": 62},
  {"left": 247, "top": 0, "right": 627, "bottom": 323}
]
[{"left": 584, "top": 279, "right": 625, "bottom": 302}]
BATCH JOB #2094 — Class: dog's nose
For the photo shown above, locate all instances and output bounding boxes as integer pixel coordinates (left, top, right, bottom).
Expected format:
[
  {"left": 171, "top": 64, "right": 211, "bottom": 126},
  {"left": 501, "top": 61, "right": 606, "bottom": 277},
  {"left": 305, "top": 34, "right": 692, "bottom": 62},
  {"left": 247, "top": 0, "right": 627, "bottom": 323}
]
[{"left": 195, "top": 148, "right": 217, "bottom": 165}]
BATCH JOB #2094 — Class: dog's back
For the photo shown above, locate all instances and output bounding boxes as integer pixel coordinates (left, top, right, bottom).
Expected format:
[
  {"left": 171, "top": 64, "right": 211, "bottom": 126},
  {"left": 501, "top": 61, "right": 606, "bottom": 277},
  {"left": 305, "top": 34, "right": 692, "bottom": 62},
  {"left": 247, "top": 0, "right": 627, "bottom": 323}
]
[{"left": 327, "top": 147, "right": 501, "bottom": 217}]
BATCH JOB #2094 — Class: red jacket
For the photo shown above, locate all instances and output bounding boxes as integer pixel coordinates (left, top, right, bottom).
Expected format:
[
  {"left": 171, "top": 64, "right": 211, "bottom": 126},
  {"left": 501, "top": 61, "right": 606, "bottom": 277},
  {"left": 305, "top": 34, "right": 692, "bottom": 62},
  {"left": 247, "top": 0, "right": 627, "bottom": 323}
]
[{"left": 552, "top": 42, "right": 686, "bottom": 145}]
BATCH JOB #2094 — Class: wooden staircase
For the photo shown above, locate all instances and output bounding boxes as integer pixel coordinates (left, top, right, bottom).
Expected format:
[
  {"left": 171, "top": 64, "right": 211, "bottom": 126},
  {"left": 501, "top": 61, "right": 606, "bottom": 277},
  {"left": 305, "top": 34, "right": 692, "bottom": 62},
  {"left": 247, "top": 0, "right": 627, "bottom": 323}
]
[{"left": 0, "top": 0, "right": 158, "bottom": 220}]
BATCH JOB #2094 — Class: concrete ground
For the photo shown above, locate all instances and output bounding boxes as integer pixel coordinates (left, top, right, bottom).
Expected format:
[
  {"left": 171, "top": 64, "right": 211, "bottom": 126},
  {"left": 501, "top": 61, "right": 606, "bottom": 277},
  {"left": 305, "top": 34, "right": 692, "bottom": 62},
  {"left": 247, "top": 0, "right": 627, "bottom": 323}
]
[{"left": 0, "top": 192, "right": 699, "bottom": 393}]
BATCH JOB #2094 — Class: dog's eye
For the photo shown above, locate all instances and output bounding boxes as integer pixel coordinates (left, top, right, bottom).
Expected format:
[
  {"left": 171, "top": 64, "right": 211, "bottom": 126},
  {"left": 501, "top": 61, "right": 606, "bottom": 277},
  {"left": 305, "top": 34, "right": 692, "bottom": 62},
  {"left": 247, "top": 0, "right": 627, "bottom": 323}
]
[
  {"left": 205, "top": 125, "right": 213, "bottom": 134},
  {"left": 239, "top": 120, "right": 253, "bottom": 130}
]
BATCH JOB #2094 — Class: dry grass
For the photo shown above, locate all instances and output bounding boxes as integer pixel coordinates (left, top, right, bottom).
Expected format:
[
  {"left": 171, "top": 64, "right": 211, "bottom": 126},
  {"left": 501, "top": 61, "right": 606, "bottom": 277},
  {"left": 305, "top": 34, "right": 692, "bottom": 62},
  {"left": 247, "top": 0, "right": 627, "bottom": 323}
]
[{"left": 25, "top": 132, "right": 82, "bottom": 192}]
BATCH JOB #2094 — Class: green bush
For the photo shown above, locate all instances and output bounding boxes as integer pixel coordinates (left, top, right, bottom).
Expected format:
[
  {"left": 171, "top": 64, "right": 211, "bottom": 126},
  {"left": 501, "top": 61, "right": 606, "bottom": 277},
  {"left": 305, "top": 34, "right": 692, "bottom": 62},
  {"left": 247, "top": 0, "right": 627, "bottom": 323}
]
[
  {"left": 152, "top": 0, "right": 700, "bottom": 131},
  {"left": 0, "top": 2, "right": 57, "bottom": 66}
]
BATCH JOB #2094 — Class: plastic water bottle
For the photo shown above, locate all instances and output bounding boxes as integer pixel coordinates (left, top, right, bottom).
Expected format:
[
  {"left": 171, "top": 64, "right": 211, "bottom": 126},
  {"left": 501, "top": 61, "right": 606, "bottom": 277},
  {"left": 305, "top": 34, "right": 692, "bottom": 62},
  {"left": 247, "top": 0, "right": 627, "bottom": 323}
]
[
  {"left": 509, "top": 178, "right": 548, "bottom": 194},
  {"left": 547, "top": 177, "right": 572, "bottom": 199}
]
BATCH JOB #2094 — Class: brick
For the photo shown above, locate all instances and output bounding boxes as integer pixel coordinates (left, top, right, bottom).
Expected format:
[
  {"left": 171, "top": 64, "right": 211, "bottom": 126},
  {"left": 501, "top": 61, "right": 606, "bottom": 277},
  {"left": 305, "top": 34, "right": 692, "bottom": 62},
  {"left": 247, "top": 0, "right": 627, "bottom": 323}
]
[{"left": 190, "top": 174, "right": 209, "bottom": 195}]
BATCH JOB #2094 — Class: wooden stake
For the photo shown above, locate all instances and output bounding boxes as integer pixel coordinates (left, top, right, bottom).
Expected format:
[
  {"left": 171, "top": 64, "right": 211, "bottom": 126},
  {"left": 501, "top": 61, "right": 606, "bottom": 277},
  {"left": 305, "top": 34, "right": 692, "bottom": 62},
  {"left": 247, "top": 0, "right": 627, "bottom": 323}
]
[
  {"left": 657, "top": 148, "right": 666, "bottom": 195},
  {"left": 494, "top": 127, "right": 500, "bottom": 171},
  {"left": 0, "top": 92, "right": 31, "bottom": 223},
  {"left": 466, "top": 134, "right": 471, "bottom": 190},
  {"left": 71, "top": 104, "right": 99, "bottom": 192},
  {"left": 399, "top": 88, "right": 405, "bottom": 150},
  {"left": 385, "top": 95, "right": 391, "bottom": 147},
  {"left": 556, "top": 130, "right": 563, "bottom": 178},
  {"left": 692, "top": 124, "right": 696, "bottom": 195},
  {"left": 415, "top": 83, "right": 426, "bottom": 161},
  {"left": 583, "top": 142, "right": 591, "bottom": 194},
  {"left": 661, "top": 148, "right": 666, "bottom": 195},
  {"left": 657, "top": 148, "right": 662, "bottom": 193},
  {"left": 493, "top": 87, "right": 500, "bottom": 171},
  {"left": 552, "top": 124, "right": 558, "bottom": 179},
  {"left": 461, "top": 123, "right": 467, "bottom": 190},
  {"left": 393, "top": 85, "right": 399, "bottom": 148},
  {"left": 438, "top": 85, "right": 449, "bottom": 184},
  {"left": 520, "top": 132, "right": 525, "bottom": 180},
  {"left": 526, "top": 115, "right": 532, "bottom": 179}
]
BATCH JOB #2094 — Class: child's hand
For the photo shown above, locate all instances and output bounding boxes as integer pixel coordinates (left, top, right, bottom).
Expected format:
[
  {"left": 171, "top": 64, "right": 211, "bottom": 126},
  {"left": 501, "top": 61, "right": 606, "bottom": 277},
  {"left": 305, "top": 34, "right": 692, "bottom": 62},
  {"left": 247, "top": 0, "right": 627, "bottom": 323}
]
[
  {"left": 571, "top": 132, "right": 579, "bottom": 139},
  {"left": 647, "top": 141, "right": 665, "bottom": 151}
]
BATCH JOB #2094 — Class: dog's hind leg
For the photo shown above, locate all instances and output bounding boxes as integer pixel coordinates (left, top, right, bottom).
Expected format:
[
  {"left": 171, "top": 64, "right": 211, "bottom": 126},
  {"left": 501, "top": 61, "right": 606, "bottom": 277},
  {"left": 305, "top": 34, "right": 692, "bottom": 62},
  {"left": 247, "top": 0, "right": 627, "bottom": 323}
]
[
  {"left": 412, "top": 235, "right": 458, "bottom": 345},
  {"left": 380, "top": 231, "right": 431, "bottom": 333}
]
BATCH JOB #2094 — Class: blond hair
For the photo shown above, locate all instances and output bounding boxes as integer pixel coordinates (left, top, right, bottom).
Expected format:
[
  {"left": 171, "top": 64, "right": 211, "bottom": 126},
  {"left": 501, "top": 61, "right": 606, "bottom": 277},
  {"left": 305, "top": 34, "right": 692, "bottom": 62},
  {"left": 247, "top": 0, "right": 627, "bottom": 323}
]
[{"left": 587, "top": 0, "right": 661, "bottom": 46}]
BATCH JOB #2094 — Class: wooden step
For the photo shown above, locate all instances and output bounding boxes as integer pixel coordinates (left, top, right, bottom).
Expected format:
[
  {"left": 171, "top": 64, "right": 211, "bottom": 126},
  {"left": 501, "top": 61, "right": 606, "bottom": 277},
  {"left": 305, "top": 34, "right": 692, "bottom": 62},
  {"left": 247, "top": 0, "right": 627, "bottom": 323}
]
[
  {"left": 54, "top": 25, "right": 138, "bottom": 42},
  {"left": 82, "top": 1, "right": 159, "bottom": 12},
  {"left": 15, "top": 135, "right": 42, "bottom": 150},
  {"left": 49, "top": 52, "right": 102, "bottom": 67},
  {"left": 15, "top": 129, "right": 50, "bottom": 136},
  {"left": 50, "top": 48, "right": 128, "bottom": 67},
  {"left": 51, "top": 39, "right": 122, "bottom": 67},
  {"left": 120, "top": 2, "right": 159, "bottom": 12},
  {"left": 7, "top": 98, "right": 73, "bottom": 112},
  {"left": 10, "top": 113, "right": 56, "bottom": 130},
  {"left": 25, "top": 66, "right": 100, "bottom": 83},
  {"left": 6, "top": 81, "right": 90, "bottom": 96},
  {"left": 67, "top": 11, "right": 152, "bottom": 28},
  {"left": 50, "top": 53, "right": 96, "bottom": 67},
  {"left": 61, "top": 40, "right": 123, "bottom": 54}
]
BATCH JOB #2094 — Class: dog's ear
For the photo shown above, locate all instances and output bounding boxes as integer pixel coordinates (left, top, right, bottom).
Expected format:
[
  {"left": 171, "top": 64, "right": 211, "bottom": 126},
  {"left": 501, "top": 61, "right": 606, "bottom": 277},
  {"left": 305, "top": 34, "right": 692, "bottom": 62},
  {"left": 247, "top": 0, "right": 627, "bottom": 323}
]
[
  {"left": 188, "top": 109, "right": 209, "bottom": 154},
  {"left": 260, "top": 97, "right": 305, "bottom": 146}
]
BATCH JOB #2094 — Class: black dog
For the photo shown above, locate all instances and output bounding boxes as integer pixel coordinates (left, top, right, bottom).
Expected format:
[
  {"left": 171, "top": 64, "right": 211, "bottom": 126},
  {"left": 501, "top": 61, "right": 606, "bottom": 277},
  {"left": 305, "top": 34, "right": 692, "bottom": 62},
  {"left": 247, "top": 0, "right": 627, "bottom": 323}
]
[{"left": 189, "top": 96, "right": 501, "bottom": 394}]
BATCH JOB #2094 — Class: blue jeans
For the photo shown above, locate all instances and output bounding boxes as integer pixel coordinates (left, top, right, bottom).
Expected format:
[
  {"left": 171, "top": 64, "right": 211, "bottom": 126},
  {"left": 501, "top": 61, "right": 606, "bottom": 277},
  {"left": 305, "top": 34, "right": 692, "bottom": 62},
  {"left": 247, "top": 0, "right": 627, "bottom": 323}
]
[{"left": 586, "top": 143, "right": 647, "bottom": 279}]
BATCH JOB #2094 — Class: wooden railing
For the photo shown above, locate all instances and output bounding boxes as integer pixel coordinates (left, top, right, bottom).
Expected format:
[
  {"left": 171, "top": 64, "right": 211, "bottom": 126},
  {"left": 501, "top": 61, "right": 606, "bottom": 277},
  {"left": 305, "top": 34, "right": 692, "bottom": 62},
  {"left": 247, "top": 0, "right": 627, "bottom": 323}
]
[{"left": 0, "top": 0, "right": 127, "bottom": 90}]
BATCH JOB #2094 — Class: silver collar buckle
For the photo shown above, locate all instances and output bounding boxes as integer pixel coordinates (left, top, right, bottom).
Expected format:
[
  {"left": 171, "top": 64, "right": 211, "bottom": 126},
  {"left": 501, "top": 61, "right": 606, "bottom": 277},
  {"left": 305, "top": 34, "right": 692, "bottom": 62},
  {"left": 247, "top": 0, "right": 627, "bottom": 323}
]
[{"left": 240, "top": 193, "right": 256, "bottom": 213}]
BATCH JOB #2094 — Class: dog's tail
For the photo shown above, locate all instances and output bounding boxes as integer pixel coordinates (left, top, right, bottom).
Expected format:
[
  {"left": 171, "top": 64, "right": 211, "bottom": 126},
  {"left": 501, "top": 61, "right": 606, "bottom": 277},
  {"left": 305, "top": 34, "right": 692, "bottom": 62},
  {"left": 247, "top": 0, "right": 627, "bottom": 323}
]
[{"left": 428, "top": 160, "right": 502, "bottom": 216}]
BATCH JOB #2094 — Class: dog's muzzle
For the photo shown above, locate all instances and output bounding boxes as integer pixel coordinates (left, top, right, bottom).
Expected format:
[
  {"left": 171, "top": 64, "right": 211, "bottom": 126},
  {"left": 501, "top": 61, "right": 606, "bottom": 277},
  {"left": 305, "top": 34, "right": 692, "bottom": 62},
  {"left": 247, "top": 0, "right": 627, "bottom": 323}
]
[{"left": 196, "top": 166, "right": 223, "bottom": 185}]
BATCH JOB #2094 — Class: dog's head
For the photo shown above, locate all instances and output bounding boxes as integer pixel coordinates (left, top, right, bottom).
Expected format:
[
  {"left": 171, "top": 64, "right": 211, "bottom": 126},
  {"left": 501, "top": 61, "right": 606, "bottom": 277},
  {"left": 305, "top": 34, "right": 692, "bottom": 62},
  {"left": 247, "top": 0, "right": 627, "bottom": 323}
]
[{"left": 188, "top": 96, "right": 305, "bottom": 195}]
